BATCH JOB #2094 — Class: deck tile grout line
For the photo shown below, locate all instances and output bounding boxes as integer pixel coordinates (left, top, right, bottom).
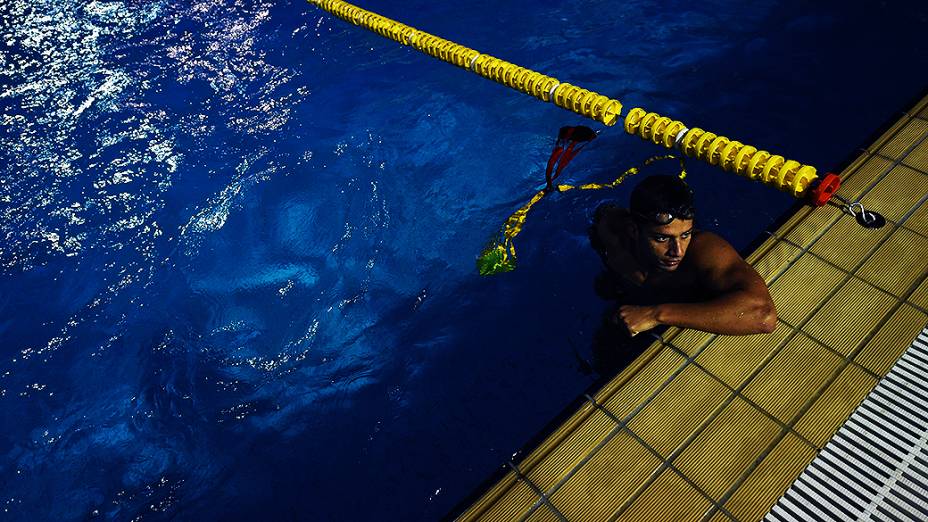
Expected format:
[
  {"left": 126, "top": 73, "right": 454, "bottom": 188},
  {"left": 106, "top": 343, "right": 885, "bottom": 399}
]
[
  {"left": 865, "top": 111, "right": 918, "bottom": 154},
  {"left": 518, "top": 352, "right": 695, "bottom": 521},
  {"left": 506, "top": 461, "right": 569, "bottom": 522},
  {"left": 892, "top": 183, "right": 928, "bottom": 237},
  {"left": 608, "top": 425, "right": 741, "bottom": 522},
  {"left": 902, "top": 222, "right": 928, "bottom": 242},
  {"left": 873, "top": 151, "right": 928, "bottom": 177},
  {"left": 859, "top": 120, "right": 928, "bottom": 201},
  {"left": 864, "top": 111, "right": 913, "bottom": 155},
  {"left": 515, "top": 419, "right": 626, "bottom": 521},
  {"left": 778, "top": 315, "right": 889, "bottom": 373},
  {"left": 664, "top": 342, "right": 820, "bottom": 451},
  {"left": 771, "top": 317, "right": 885, "bottom": 380}
]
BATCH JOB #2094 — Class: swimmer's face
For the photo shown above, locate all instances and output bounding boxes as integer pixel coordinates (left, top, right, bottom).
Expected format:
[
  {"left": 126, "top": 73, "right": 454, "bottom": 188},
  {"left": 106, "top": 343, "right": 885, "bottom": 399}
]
[{"left": 635, "top": 218, "right": 694, "bottom": 272}]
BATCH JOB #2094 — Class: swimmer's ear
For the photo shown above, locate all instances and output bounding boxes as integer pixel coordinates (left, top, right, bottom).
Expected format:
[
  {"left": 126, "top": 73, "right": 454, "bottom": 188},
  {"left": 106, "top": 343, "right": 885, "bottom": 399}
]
[{"left": 629, "top": 221, "right": 639, "bottom": 241}]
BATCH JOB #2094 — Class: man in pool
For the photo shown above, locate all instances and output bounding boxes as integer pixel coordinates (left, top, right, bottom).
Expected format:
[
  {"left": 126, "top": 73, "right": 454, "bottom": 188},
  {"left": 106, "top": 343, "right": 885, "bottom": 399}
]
[{"left": 590, "top": 175, "right": 777, "bottom": 339}]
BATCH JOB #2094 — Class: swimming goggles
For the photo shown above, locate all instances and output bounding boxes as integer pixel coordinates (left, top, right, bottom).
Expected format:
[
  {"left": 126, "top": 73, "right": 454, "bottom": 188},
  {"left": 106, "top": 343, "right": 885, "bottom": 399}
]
[{"left": 632, "top": 205, "right": 695, "bottom": 225}]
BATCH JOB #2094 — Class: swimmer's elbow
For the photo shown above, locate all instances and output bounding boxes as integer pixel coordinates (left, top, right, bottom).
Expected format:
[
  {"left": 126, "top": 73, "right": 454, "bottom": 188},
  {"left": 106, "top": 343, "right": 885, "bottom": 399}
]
[
  {"left": 757, "top": 315, "right": 777, "bottom": 334},
  {"left": 756, "top": 300, "right": 777, "bottom": 334}
]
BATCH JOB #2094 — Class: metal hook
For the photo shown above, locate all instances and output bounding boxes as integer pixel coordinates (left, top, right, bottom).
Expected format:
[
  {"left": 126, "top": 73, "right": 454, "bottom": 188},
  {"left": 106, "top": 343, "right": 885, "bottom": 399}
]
[
  {"left": 833, "top": 195, "right": 885, "bottom": 229},
  {"left": 846, "top": 202, "right": 864, "bottom": 217}
]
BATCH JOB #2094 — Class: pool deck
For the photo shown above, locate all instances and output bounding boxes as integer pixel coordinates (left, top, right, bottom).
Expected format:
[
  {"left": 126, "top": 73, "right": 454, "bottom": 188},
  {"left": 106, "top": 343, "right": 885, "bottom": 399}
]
[{"left": 458, "top": 93, "right": 928, "bottom": 521}]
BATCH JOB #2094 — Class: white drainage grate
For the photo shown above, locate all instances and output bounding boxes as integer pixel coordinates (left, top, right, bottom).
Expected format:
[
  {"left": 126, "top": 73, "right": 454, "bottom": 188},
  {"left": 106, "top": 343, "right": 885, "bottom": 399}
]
[{"left": 766, "top": 326, "right": 928, "bottom": 522}]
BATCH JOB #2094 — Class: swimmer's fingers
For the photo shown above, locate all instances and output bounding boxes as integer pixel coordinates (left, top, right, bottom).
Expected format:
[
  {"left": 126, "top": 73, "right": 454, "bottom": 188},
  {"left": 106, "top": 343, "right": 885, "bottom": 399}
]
[
  {"left": 618, "top": 305, "right": 659, "bottom": 336},
  {"left": 613, "top": 308, "right": 635, "bottom": 336}
]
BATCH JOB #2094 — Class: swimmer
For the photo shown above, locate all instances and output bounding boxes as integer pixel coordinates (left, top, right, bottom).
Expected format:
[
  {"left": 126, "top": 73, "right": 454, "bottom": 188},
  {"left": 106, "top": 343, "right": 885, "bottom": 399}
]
[{"left": 590, "top": 175, "right": 776, "bottom": 337}]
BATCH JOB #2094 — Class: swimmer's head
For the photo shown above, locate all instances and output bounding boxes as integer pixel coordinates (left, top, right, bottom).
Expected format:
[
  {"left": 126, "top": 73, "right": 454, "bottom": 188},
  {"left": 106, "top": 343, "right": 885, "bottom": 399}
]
[
  {"left": 629, "top": 176, "right": 695, "bottom": 272},
  {"left": 630, "top": 175, "right": 695, "bottom": 226}
]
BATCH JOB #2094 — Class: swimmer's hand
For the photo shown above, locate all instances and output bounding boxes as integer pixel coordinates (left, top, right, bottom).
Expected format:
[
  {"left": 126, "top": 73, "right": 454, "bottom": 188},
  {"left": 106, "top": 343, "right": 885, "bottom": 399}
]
[{"left": 616, "top": 305, "right": 660, "bottom": 337}]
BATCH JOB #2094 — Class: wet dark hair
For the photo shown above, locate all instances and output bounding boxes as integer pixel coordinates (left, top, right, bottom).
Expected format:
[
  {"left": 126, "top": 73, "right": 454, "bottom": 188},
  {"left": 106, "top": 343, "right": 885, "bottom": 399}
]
[{"left": 629, "top": 175, "right": 695, "bottom": 224}]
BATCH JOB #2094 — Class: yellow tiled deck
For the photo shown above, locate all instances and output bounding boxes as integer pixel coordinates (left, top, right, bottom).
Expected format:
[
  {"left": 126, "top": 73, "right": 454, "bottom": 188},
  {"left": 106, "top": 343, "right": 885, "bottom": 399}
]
[{"left": 460, "top": 93, "right": 928, "bottom": 521}]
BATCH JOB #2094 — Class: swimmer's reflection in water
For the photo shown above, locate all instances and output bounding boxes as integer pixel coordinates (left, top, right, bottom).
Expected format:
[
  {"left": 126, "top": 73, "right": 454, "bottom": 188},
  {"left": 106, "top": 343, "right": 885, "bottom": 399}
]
[{"left": 588, "top": 175, "right": 777, "bottom": 375}]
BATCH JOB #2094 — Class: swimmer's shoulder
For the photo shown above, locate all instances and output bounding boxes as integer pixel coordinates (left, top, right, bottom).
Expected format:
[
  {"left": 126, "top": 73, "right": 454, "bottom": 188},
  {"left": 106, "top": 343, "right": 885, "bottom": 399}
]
[
  {"left": 687, "top": 230, "right": 746, "bottom": 275},
  {"left": 689, "top": 230, "right": 735, "bottom": 255},
  {"left": 593, "top": 204, "right": 633, "bottom": 238}
]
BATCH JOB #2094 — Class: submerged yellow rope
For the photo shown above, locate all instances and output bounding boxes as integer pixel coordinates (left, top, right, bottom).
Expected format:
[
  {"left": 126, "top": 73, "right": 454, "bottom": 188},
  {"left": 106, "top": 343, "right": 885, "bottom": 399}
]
[{"left": 477, "top": 155, "right": 686, "bottom": 276}]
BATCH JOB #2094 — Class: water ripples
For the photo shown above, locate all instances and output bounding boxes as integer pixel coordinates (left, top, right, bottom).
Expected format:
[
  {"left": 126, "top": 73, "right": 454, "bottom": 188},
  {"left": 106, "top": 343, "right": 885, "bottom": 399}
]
[{"left": 1, "top": 0, "right": 317, "bottom": 518}]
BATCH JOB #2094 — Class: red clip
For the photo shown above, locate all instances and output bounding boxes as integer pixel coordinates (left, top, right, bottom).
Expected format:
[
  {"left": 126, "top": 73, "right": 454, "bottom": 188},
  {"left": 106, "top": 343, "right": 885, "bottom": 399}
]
[{"left": 809, "top": 173, "right": 841, "bottom": 207}]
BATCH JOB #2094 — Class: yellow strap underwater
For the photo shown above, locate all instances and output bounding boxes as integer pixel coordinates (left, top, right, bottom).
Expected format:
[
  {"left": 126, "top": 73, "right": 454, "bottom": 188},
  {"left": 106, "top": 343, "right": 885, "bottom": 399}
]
[{"left": 476, "top": 155, "right": 686, "bottom": 276}]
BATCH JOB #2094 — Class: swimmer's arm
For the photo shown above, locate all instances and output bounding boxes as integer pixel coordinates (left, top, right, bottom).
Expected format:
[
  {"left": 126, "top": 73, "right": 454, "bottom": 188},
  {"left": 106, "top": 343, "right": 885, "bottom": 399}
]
[
  {"left": 624, "top": 234, "right": 777, "bottom": 335},
  {"left": 660, "top": 234, "right": 776, "bottom": 334}
]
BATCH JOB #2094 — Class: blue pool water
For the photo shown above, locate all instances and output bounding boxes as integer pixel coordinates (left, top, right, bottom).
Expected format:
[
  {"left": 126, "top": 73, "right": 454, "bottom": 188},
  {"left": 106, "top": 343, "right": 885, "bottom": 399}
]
[{"left": 2, "top": 0, "right": 927, "bottom": 519}]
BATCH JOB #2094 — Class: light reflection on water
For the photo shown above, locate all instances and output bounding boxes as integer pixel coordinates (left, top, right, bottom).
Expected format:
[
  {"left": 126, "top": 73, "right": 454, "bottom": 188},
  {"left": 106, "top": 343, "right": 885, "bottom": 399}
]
[{"left": 1, "top": 0, "right": 325, "bottom": 517}]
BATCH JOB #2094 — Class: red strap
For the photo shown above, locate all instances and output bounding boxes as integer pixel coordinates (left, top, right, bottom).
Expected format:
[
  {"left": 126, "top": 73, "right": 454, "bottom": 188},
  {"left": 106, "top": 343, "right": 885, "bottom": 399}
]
[
  {"left": 553, "top": 142, "right": 582, "bottom": 180},
  {"left": 545, "top": 126, "right": 594, "bottom": 191},
  {"left": 545, "top": 145, "right": 565, "bottom": 189}
]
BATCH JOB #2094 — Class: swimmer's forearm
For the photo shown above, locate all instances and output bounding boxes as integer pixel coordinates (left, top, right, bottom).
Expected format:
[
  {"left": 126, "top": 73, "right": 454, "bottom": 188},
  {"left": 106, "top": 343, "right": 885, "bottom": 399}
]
[{"left": 655, "top": 293, "right": 777, "bottom": 335}]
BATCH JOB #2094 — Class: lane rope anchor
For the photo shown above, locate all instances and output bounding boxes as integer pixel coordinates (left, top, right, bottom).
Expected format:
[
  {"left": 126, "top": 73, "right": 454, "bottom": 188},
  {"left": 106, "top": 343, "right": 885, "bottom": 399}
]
[{"left": 835, "top": 194, "right": 886, "bottom": 229}]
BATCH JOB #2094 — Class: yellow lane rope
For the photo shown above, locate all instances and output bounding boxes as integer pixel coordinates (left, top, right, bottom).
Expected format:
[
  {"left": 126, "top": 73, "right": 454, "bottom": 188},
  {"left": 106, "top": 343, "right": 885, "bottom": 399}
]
[
  {"left": 306, "top": 0, "right": 622, "bottom": 125},
  {"left": 623, "top": 108, "right": 818, "bottom": 197},
  {"left": 307, "top": 0, "right": 831, "bottom": 200}
]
